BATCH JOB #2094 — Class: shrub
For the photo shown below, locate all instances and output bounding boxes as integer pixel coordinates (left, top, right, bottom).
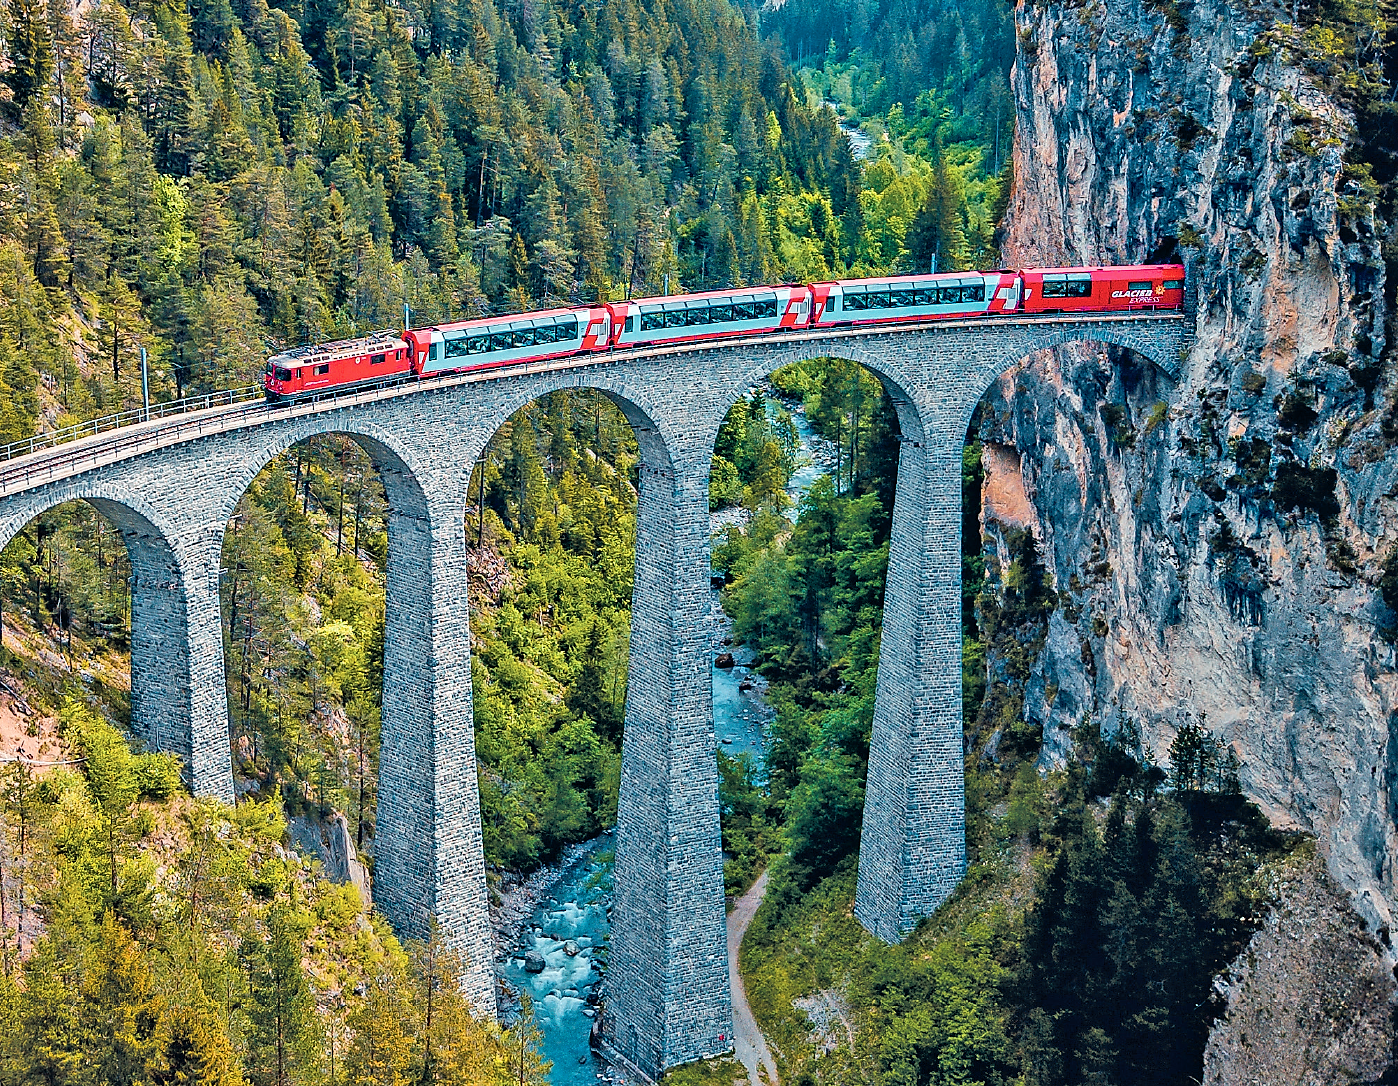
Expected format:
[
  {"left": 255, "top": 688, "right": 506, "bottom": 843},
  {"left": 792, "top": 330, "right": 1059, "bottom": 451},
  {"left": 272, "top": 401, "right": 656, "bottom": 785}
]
[{"left": 1270, "top": 461, "right": 1340, "bottom": 517}]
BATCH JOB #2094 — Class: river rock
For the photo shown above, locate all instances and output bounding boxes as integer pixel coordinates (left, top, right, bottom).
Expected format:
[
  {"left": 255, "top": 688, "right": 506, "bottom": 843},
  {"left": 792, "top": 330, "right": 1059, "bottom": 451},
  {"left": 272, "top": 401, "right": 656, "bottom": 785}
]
[
  {"left": 715, "top": 652, "right": 735, "bottom": 668},
  {"left": 564, "top": 940, "right": 580, "bottom": 957},
  {"left": 523, "top": 951, "right": 546, "bottom": 974},
  {"left": 738, "top": 679, "right": 753, "bottom": 691}
]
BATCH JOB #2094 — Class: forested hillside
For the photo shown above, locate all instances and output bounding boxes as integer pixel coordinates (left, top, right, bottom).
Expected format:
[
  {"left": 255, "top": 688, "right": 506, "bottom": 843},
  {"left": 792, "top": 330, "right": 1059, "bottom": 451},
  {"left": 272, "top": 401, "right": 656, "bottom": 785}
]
[{"left": 0, "top": 0, "right": 874, "bottom": 444}]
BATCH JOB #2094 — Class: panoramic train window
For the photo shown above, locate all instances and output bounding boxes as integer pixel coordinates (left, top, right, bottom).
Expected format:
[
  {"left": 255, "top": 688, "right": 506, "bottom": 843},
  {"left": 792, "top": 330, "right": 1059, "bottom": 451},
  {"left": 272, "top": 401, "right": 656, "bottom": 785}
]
[
  {"left": 891, "top": 288, "right": 915, "bottom": 307},
  {"left": 490, "top": 331, "right": 512, "bottom": 350},
  {"left": 640, "top": 311, "right": 662, "bottom": 331},
  {"left": 711, "top": 303, "right": 732, "bottom": 323},
  {"left": 1164, "top": 279, "right": 1183, "bottom": 290},
  {"left": 1128, "top": 281, "right": 1153, "bottom": 291},
  {"left": 685, "top": 307, "right": 708, "bottom": 326},
  {"left": 557, "top": 321, "right": 578, "bottom": 340},
  {"left": 664, "top": 310, "right": 686, "bottom": 328},
  {"left": 758, "top": 297, "right": 778, "bottom": 318},
  {"left": 733, "top": 300, "right": 755, "bottom": 320}
]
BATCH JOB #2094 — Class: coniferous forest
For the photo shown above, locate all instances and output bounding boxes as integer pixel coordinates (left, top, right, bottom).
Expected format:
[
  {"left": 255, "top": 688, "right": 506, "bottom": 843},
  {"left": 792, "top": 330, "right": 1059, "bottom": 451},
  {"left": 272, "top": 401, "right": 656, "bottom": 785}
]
[{"left": 0, "top": 0, "right": 1348, "bottom": 1074}]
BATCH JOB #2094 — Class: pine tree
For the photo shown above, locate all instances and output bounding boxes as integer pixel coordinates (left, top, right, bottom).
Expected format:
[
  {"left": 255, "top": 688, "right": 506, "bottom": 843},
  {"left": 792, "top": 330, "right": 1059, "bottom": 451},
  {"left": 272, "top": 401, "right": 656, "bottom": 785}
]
[
  {"left": 245, "top": 906, "right": 314, "bottom": 1086},
  {"left": 4, "top": 0, "right": 54, "bottom": 112},
  {"left": 906, "top": 149, "right": 968, "bottom": 273}
]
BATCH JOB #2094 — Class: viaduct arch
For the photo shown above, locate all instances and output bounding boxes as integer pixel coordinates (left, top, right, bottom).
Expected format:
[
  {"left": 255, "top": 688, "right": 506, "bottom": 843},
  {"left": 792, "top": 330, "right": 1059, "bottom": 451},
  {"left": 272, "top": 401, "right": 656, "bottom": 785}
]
[{"left": 0, "top": 313, "right": 1189, "bottom": 1080}]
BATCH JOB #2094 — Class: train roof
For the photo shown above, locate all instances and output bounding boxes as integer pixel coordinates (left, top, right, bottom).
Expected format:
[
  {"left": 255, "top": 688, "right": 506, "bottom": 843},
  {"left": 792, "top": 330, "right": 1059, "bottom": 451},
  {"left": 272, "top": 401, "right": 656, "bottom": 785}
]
[
  {"left": 411, "top": 306, "right": 595, "bottom": 336},
  {"left": 622, "top": 284, "right": 795, "bottom": 307},
  {"left": 1020, "top": 263, "right": 1185, "bottom": 275},
  {"left": 270, "top": 331, "right": 403, "bottom": 366},
  {"left": 815, "top": 272, "right": 996, "bottom": 288}
]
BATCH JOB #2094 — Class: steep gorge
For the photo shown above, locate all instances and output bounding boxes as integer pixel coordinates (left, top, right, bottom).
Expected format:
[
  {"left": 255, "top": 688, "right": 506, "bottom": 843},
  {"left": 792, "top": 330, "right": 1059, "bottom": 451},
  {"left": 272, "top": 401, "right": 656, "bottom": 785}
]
[{"left": 990, "top": 0, "right": 1397, "bottom": 1064}]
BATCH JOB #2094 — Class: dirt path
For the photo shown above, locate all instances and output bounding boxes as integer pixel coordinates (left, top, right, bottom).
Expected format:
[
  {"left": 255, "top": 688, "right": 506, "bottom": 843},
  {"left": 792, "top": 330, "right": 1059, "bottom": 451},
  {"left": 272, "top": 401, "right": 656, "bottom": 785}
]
[{"left": 729, "top": 870, "right": 779, "bottom": 1086}]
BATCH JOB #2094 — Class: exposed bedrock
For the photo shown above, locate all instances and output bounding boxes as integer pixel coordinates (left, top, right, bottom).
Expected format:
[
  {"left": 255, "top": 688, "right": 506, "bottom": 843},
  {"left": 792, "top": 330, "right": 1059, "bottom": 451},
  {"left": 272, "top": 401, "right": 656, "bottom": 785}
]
[{"left": 995, "top": 0, "right": 1396, "bottom": 1032}]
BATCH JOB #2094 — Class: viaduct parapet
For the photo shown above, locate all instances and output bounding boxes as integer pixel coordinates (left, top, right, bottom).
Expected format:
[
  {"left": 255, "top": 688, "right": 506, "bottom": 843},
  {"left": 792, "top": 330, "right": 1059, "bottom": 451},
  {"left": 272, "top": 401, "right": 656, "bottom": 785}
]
[{"left": 0, "top": 314, "right": 1189, "bottom": 1080}]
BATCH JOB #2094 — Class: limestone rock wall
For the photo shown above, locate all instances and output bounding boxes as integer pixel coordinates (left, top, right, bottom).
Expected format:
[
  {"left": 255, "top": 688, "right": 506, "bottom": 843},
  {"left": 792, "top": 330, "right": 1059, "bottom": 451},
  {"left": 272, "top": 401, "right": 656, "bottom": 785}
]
[{"left": 993, "top": 0, "right": 1396, "bottom": 946}]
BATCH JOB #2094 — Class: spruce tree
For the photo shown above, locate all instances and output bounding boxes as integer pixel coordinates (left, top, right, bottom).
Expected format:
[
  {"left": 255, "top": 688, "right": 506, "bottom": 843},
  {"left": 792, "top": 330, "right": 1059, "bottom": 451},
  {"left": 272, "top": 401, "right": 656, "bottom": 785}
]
[{"left": 4, "top": 0, "right": 53, "bottom": 112}]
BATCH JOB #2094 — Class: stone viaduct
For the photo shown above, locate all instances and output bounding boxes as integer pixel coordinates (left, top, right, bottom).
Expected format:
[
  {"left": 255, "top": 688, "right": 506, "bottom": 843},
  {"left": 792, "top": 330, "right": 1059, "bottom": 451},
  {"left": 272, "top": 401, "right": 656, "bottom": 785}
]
[{"left": 0, "top": 313, "right": 1188, "bottom": 1081}]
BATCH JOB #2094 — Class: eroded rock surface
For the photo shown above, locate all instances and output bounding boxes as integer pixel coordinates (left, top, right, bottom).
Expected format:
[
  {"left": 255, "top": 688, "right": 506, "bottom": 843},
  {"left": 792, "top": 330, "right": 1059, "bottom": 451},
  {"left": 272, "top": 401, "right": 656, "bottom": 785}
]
[
  {"left": 1203, "top": 852, "right": 1394, "bottom": 1085},
  {"left": 993, "top": 0, "right": 1397, "bottom": 1063}
]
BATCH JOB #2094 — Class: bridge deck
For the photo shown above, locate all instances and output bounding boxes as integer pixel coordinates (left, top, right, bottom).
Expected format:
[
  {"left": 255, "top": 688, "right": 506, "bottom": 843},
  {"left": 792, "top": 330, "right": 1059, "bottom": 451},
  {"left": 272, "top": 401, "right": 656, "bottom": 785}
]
[{"left": 0, "top": 311, "right": 1185, "bottom": 498}]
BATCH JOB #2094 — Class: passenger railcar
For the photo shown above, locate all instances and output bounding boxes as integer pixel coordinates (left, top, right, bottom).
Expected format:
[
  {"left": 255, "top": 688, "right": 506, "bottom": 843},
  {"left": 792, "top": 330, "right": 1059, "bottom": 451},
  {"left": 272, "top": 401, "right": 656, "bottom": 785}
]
[
  {"left": 808, "top": 271, "right": 1021, "bottom": 327},
  {"left": 404, "top": 306, "right": 612, "bottom": 376},
  {"left": 609, "top": 285, "right": 811, "bottom": 348},
  {"left": 263, "top": 332, "right": 412, "bottom": 401},
  {"left": 1019, "top": 264, "right": 1185, "bottom": 314}
]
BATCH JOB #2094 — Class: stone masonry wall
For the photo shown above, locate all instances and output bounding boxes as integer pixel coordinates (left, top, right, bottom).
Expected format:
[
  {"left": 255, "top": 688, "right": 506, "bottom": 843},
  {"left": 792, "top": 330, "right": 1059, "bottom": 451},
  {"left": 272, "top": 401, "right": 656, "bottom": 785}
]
[{"left": 0, "top": 314, "right": 1188, "bottom": 1074}]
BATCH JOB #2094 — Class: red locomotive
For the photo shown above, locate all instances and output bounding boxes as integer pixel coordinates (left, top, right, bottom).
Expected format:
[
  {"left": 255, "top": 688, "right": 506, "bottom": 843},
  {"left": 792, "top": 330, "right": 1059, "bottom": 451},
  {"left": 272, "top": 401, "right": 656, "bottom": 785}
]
[
  {"left": 263, "top": 264, "right": 1184, "bottom": 402},
  {"left": 263, "top": 331, "right": 413, "bottom": 401}
]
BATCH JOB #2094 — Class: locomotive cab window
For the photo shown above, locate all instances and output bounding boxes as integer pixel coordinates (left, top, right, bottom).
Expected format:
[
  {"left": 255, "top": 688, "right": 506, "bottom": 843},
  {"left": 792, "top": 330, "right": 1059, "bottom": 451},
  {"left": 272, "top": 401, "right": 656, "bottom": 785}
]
[
  {"left": 314, "top": 364, "right": 331, "bottom": 375},
  {"left": 274, "top": 366, "right": 291, "bottom": 381},
  {"left": 371, "top": 353, "right": 386, "bottom": 365}
]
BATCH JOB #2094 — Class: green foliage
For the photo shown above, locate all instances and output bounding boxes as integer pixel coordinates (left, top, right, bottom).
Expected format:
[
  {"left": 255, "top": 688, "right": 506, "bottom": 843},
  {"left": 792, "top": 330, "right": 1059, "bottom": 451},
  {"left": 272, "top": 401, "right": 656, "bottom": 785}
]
[
  {"left": 712, "top": 359, "right": 898, "bottom": 900},
  {"left": 709, "top": 390, "right": 799, "bottom": 513},
  {"left": 1269, "top": 461, "right": 1340, "bottom": 518},
  {"left": 1012, "top": 783, "right": 1290, "bottom": 1086},
  {"left": 0, "top": 715, "right": 541, "bottom": 1086},
  {"left": 0, "top": 0, "right": 883, "bottom": 430},
  {"left": 1168, "top": 721, "right": 1242, "bottom": 794},
  {"left": 717, "top": 750, "right": 775, "bottom": 897}
]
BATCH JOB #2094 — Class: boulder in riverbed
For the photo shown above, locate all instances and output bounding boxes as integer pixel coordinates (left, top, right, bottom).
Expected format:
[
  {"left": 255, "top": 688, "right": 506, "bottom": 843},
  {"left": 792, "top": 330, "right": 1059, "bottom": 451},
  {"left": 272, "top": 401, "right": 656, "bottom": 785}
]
[
  {"left": 715, "top": 652, "right": 735, "bottom": 668},
  {"left": 523, "top": 951, "right": 546, "bottom": 973},
  {"left": 564, "top": 940, "right": 581, "bottom": 957}
]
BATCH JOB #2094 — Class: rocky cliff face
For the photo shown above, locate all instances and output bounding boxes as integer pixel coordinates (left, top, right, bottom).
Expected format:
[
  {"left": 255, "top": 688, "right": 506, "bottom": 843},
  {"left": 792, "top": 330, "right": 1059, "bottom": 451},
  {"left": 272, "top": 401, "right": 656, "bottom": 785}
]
[{"left": 991, "top": 0, "right": 1396, "bottom": 968}]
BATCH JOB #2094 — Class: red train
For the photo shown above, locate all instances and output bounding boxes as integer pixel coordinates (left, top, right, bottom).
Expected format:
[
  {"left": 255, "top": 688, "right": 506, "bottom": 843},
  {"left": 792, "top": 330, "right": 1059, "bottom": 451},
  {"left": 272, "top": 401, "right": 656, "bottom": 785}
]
[{"left": 263, "top": 264, "right": 1184, "bottom": 401}]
